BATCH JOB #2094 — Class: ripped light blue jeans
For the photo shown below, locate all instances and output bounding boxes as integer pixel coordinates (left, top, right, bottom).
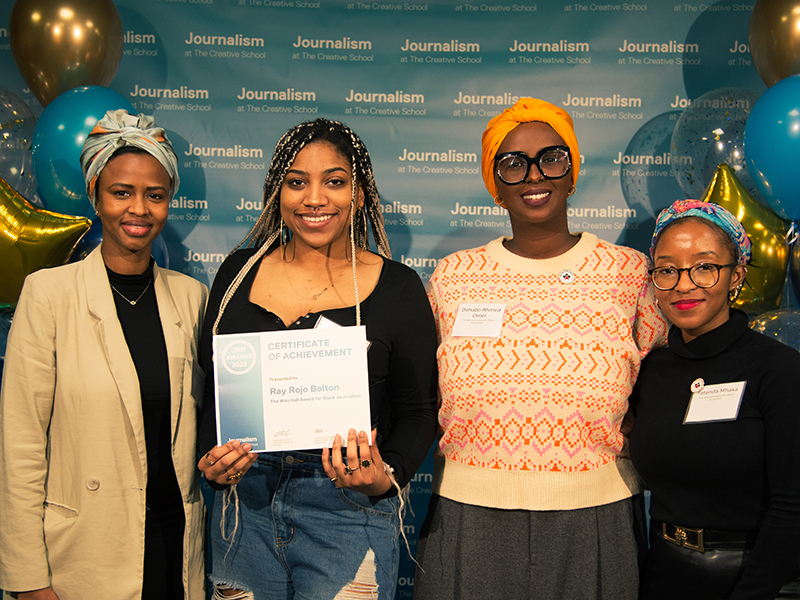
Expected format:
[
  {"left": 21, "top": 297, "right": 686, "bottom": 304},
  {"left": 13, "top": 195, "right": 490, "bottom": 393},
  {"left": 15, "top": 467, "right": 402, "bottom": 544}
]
[{"left": 210, "top": 451, "right": 400, "bottom": 600}]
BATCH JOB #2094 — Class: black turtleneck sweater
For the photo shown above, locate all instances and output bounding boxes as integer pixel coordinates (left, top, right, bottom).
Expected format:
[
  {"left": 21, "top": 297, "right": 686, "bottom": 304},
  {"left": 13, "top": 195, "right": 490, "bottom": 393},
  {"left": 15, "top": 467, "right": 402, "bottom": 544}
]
[{"left": 629, "top": 309, "right": 800, "bottom": 600}]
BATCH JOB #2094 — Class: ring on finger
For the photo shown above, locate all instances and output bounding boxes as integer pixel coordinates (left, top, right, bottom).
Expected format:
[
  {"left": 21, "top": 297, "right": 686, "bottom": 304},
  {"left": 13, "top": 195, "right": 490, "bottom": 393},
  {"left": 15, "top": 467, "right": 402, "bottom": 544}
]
[
  {"left": 205, "top": 452, "right": 216, "bottom": 467},
  {"left": 330, "top": 476, "right": 339, "bottom": 482},
  {"left": 344, "top": 465, "right": 358, "bottom": 475},
  {"left": 361, "top": 459, "right": 372, "bottom": 469},
  {"left": 231, "top": 471, "right": 243, "bottom": 480}
]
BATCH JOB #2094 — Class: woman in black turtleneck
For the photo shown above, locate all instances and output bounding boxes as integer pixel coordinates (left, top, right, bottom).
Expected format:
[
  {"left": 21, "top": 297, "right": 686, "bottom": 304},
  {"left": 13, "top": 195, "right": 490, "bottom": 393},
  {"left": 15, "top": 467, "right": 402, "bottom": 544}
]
[
  {"left": 629, "top": 199, "right": 800, "bottom": 600},
  {"left": 0, "top": 110, "right": 207, "bottom": 600}
]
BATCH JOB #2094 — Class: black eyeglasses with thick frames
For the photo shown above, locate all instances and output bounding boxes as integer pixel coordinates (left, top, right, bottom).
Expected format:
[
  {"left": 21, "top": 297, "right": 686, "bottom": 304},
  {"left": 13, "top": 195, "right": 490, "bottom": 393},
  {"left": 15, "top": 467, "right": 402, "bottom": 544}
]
[
  {"left": 647, "top": 263, "right": 737, "bottom": 291},
  {"left": 494, "top": 145, "right": 572, "bottom": 185}
]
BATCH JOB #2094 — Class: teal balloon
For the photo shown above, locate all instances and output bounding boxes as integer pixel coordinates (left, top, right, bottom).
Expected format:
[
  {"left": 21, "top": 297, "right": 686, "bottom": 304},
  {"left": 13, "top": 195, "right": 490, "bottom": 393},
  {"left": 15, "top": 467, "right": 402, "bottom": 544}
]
[
  {"left": 745, "top": 74, "right": 800, "bottom": 221},
  {"left": 32, "top": 86, "right": 135, "bottom": 219}
]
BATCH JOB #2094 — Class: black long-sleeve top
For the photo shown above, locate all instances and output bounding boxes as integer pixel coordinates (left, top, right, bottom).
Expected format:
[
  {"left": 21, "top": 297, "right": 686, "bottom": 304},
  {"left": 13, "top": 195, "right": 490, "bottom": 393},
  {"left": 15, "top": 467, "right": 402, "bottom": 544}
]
[
  {"left": 629, "top": 309, "right": 800, "bottom": 600},
  {"left": 197, "top": 248, "right": 438, "bottom": 491}
]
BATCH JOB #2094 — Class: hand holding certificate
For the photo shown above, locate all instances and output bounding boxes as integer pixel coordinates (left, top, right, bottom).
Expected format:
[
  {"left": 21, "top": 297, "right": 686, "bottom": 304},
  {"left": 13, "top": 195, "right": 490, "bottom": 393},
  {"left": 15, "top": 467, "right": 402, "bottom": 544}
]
[
  {"left": 213, "top": 325, "right": 372, "bottom": 453},
  {"left": 322, "top": 428, "right": 393, "bottom": 497}
]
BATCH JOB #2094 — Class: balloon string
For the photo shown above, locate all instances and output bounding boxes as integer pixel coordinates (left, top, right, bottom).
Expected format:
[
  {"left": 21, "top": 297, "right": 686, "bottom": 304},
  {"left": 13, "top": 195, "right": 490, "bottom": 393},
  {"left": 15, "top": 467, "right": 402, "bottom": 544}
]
[{"left": 785, "top": 222, "right": 798, "bottom": 246}]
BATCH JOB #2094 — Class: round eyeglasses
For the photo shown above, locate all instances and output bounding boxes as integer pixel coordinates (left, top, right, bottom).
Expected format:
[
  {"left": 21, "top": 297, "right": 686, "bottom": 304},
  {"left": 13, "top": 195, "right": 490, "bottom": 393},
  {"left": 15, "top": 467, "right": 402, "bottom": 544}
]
[
  {"left": 647, "top": 263, "right": 737, "bottom": 291},
  {"left": 494, "top": 145, "right": 571, "bottom": 185}
]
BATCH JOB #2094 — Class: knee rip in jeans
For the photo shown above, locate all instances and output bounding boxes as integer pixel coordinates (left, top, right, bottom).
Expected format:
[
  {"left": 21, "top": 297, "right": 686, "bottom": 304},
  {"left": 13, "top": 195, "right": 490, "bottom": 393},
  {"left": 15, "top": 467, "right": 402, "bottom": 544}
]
[
  {"left": 212, "top": 582, "right": 254, "bottom": 599},
  {"left": 333, "top": 548, "right": 380, "bottom": 599}
]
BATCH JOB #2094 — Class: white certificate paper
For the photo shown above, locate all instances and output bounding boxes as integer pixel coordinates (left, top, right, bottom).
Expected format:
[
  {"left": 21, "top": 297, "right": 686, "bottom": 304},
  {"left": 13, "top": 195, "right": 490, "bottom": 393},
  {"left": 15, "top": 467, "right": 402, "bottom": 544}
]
[{"left": 213, "top": 326, "right": 371, "bottom": 452}]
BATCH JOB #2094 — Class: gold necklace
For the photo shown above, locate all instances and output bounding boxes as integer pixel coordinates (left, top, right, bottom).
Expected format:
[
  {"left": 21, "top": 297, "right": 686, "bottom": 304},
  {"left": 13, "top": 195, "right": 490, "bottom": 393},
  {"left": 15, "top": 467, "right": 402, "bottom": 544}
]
[{"left": 110, "top": 279, "right": 152, "bottom": 306}]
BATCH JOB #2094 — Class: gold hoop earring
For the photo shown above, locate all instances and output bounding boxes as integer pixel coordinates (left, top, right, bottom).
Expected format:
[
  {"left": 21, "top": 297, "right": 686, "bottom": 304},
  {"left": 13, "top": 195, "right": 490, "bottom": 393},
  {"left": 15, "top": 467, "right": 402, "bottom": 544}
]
[
  {"left": 568, "top": 186, "right": 577, "bottom": 197},
  {"left": 494, "top": 195, "right": 506, "bottom": 208}
]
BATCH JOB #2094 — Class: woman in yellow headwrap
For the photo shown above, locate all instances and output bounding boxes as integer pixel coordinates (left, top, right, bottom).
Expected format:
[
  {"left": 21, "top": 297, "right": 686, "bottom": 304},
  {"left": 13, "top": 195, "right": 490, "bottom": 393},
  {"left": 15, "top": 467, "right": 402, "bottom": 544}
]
[{"left": 414, "top": 98, "right": 668, "bottom": 599}]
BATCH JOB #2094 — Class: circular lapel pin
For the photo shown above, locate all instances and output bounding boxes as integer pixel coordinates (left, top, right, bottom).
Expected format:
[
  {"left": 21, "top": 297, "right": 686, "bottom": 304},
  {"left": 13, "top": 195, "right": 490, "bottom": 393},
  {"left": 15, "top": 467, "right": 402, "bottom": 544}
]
[
  {"left": 691, "top": 378, "right": 705, "bottom": 393},
  {"left": 558, "top": 269, "right": 576, "bottom": 284}
]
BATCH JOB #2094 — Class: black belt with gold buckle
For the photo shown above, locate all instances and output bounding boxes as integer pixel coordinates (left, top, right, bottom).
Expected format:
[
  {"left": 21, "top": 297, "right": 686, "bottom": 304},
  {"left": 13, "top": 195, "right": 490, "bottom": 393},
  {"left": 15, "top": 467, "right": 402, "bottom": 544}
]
[
  {"left": 656, "top": 521, "right": 755, "bottom": 553},
  {"left": 661, "top": 522, "right": 705, "bottom": 552}
]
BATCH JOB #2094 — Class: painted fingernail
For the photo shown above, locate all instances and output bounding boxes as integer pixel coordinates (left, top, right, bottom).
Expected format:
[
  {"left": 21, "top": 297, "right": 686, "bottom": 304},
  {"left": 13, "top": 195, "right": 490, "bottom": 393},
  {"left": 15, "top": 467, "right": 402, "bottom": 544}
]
[
  {"left": 334, "top": 434, "right": 341, "bottom": 444},
  {"left": 349, "top": 428, "right": 356, "bottom": 436},
  {"left": 359, "top": 431, "right": 367, "bottom": 439}
]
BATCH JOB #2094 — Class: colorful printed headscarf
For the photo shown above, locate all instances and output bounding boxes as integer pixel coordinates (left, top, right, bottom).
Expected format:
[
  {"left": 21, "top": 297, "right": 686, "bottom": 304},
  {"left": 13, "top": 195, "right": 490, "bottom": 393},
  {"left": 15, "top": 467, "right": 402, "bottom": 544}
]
[
  {"left": 650, "top": 199, "right": 752, "bottom": 265},
  {"left": 481, "top": 97, "right": 580, "bottom": 200},
  {"left": 80, "top": 109, "right": 180, "bottom": 208}
]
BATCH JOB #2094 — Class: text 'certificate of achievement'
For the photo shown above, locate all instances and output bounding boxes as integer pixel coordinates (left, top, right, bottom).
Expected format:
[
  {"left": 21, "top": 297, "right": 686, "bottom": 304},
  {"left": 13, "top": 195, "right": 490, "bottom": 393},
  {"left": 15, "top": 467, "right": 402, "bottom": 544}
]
[{"left": 213, "top": 326, "right": 371, "bottom": 452}]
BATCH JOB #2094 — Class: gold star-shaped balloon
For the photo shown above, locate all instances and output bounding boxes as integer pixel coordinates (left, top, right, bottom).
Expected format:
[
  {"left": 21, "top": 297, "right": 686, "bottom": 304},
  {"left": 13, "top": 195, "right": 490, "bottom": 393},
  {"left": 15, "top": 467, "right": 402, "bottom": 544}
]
[
  {"left": 1, "top": 175, "right": 91, "bottom": 313},
  {"left": 701, "top": 164, "right": 789, "bottom": 313}
]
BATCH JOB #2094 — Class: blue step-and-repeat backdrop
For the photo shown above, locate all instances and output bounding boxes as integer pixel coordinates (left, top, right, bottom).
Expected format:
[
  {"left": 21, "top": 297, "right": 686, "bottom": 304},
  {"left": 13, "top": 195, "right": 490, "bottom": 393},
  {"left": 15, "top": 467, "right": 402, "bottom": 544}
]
[{"left": 0, "top": 1, "right": 764, "bottom": 596}]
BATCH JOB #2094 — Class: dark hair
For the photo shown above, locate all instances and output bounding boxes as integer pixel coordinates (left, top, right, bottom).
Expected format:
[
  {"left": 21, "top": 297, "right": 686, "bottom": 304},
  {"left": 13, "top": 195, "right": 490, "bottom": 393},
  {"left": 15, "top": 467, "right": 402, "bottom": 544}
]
[
  {"left": 211, "top": 118, "right": 389, "bottom": 334},
  {"left": 656, "top": 216, "right": 739, "bottom": 264},
  {"left": 235, "top": 118, "right": 389, "bottom": 258}
]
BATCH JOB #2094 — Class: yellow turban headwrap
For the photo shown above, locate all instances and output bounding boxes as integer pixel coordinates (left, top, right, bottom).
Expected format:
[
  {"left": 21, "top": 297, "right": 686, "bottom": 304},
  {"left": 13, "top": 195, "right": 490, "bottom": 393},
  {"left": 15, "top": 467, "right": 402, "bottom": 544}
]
[{"left": 481, "top": 97, "right": 580, "bottom": 200}]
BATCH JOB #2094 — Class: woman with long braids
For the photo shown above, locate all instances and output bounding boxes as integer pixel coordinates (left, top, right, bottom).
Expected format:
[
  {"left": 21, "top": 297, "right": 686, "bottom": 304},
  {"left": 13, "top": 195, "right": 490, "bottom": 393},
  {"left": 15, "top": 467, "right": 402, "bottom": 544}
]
[{"left": 196, "top": 118, "right": 438, "bottom": 599}]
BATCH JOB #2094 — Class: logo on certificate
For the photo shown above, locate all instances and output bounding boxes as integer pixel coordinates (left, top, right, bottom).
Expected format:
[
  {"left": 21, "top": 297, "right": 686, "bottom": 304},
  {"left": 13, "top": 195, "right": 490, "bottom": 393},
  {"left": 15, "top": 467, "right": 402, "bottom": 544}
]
[{"left": 221, "top": 339, "right": 258, "bottom": 375}]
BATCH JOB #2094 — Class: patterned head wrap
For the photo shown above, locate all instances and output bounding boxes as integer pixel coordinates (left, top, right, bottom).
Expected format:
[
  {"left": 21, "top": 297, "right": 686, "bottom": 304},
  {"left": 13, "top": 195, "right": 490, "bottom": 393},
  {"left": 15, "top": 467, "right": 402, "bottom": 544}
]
[
  {"left": 650, "top": 199, "right": 751, "bottom": 265},
  {"left": 481, "top": 97, "right": 580, "bottom": 200},
  {"left": 80, "top": 109, "right": 180, "bottom": 208}
]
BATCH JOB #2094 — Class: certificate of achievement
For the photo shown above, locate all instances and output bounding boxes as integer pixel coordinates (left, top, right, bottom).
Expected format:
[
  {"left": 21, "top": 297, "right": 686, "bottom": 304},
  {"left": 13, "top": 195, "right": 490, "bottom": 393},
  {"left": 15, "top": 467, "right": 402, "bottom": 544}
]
[{"left": 213, "top": 326, "right": 371, "bottom": 452}]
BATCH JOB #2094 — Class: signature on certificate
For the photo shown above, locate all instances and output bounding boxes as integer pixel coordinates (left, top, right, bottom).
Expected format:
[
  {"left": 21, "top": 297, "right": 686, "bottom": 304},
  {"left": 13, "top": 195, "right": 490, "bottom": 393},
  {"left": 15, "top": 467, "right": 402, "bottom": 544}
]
[{"left": 273, "top": 430, "right": 292, "bottom": 438}]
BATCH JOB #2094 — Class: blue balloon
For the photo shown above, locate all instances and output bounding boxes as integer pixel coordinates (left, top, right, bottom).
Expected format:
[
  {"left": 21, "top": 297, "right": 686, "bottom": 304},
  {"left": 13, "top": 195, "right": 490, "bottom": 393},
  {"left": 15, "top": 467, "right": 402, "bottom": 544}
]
[
  {"left": 32, "top": 86, "right": 135, "bottom": 219},
  {"left": 745, "top": 74, "right": 800, "bottom": 221}
]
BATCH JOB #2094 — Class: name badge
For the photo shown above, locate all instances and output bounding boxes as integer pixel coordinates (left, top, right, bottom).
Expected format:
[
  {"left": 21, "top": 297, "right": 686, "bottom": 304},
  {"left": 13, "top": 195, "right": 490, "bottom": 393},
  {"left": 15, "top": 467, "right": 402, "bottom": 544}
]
[
  {"left": 683, "top": 381, "right": 747, "bottom": 424},
  {"left": 451, "top": 303, "right": 506, "bottom": 338}
]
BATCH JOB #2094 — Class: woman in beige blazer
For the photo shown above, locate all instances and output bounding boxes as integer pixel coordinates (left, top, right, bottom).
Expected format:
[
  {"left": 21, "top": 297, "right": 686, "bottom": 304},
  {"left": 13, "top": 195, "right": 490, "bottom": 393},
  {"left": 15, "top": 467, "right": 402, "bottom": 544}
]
[{"left": 0, "top": 110, "right": 207, "bottom": 600}]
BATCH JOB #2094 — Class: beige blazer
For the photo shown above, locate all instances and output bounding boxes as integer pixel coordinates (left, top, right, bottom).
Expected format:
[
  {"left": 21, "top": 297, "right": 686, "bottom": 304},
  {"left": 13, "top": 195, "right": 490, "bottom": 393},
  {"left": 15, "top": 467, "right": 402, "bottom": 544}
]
[{"left": 0, "top": 246, "right": 208, "bottom": 599}]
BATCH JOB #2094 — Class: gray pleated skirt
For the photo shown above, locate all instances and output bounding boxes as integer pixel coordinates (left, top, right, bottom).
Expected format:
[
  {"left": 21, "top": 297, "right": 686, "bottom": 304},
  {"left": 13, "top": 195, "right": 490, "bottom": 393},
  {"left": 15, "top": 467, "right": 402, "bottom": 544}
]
[{"left": 414, "top": 494, "right": 646, "bottom": 600}]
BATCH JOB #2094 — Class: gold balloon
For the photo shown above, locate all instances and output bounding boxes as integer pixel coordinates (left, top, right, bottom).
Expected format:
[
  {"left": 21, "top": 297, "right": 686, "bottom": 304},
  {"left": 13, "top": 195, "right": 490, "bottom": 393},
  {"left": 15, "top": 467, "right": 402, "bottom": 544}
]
[
  {"left": 9, "top": 0, "right": 124, "bottom": 107},
  {"left": 749, "top": 0, "right": 800, "bottom": 87},
  {"left": 701, "top": 164, "right": 789, "bottom": 314},
  {"left": 0, "top": 175, "right": 91, "bottom": 312}
]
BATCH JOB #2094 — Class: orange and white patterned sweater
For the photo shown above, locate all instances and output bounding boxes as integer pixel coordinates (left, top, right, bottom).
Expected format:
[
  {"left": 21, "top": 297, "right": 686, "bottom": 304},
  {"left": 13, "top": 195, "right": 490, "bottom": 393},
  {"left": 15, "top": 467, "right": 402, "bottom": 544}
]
[{"left": 427, "top": 234, "right": 667, "bottom": 511}]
